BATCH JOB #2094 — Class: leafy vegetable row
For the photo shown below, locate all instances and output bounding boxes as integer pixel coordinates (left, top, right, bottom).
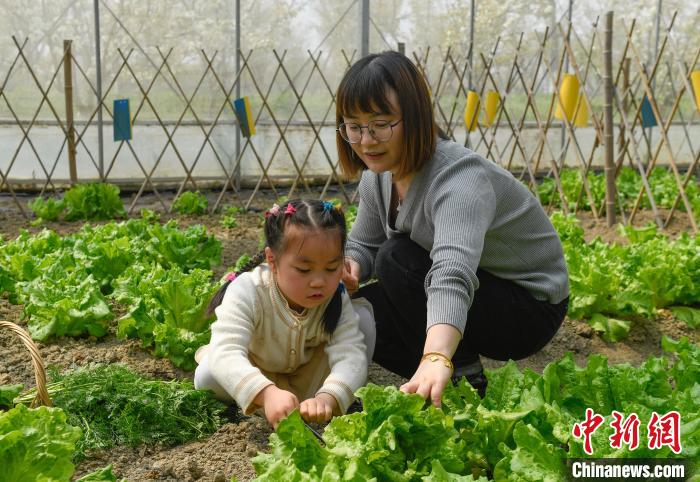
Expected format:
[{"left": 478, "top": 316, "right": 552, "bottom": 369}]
[
  {"left": 537, "top": 166, "right": 700, "bottom": 217},
  {"left": 253, "top": 337, "right": 699, "bottom": 481},
  {"left": 0, "top": 216, "right": 222, "bottom": 369},
  {"left": 552, "top": 213, "right": 700, "bottom": 341},
  {"left": 1, "top": 206, "right": 696, "bottom": 372}
]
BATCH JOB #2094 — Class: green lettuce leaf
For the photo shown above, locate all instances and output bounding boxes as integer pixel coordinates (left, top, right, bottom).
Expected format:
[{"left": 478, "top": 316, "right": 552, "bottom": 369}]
[
  {"left": 587, "top": 313, "right": 631, "bottom": 342},
  {"left": 670, "top": 306, "right": 700, "bottom": 329},
  {"left": 76, "top": 465, "right": 122, "bottom": 481},
  {"left": 63, "top": 183, "right": 126, "bottom": 221},
  {"left": 28, "top": 197, "right": 65, "bottom": 224},
  {"left": 172, "top": 191, "right": 209, "bottom": 215},
  {"left": 0, "top": 384, "right": 23, "bottom": 407},
  {"left": 22, "top": 266, "right": 112, "bottom": 341},
  {"left": 0, "top": 404, "right": 81, "bottom": 482},
  {"left": 112, "top": 264, "right": 217, "bottom": 370},
  {"left": 145, "top": 221, "right": 221, "bottom": 271},
  {"left": 492, "top": 422, "right": 567, "bottom": 482}
]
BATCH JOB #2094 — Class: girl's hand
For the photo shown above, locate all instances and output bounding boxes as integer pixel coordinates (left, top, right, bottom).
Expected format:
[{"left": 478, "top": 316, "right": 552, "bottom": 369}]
[
  {"left": 342, "top": 257, "right": 361, "bottom": 295},
  {"left": 260, "top": 385, "right": 300, "bottom": 428},
  {"left": 300, "top": 393, "right": 337, "bottom": 423},
  {"left": 399, "top": 356, "right": 452, "bottom": 408}
]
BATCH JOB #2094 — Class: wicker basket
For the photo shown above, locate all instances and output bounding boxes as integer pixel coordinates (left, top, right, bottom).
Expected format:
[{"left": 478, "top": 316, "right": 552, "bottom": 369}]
[{"left": 0, "top": 320, "right": 51, "bottom": 407}]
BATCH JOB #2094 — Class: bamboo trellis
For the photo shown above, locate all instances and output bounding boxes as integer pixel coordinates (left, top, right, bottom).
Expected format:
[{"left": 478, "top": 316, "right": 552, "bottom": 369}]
[{"left": 0, "top": 15, "right": 697, "bottom": 232}]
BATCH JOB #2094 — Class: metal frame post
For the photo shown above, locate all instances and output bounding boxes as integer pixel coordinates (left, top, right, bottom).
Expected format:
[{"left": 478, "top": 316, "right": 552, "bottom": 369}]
[
  {"left": 468, "top": 0, "right": 475, "bottom": 89},
  {"left": 94, "top": 0, "right": 104, "bottom": 180},
  {"left": 361, "top": 0, "right": 369, "bottom": 57},
  {"left": 235, "top": 0, "right": 241, "bottom": 190}
]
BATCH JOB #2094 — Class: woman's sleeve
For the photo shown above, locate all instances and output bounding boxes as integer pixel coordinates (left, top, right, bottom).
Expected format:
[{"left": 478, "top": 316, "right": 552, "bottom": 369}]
[
  {"left": 345, "top": 173, "right": 387, "bottom": 282},
  {"left": 425, "top": 160, "right": 496, "bottom": 335},
  {"left": 317, "top": 293, "right": 368, "bottom": 413},
  {"left": 207, "top": 277, "right": 273, "bottom": 414}
]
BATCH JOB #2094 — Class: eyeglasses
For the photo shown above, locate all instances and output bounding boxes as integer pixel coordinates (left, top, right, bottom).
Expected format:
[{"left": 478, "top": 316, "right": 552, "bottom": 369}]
[{"left": 337, "top": 119, "right": 402, "bottom": 144}]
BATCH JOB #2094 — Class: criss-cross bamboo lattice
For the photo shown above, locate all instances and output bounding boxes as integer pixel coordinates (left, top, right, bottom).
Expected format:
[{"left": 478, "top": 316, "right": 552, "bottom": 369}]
[{"left": 0, "top": 14, "right": 697, "bottom": 231}]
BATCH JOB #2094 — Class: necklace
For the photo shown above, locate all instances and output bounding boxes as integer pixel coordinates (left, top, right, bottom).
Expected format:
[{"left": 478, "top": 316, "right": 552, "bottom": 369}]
[{"left": 393, "top": 183, "right": 403, "bottom": 212}]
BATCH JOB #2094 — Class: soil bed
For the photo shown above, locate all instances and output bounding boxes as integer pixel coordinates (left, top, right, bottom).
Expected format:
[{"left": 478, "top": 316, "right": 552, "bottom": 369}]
[{"left": 0, "top": 191, "right": 697, "bottom": 481}]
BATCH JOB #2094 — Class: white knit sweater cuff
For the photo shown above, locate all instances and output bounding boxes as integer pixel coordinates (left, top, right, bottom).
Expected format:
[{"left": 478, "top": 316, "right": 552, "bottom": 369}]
[
  {"left": 236, "top": 373, "right": 274, "bottom": 415},
  {"left": 316, "top": 380, "right": 354, "bottom": 414}
]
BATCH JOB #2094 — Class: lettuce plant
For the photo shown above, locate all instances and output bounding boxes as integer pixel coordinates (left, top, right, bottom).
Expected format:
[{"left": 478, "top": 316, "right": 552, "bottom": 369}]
[
  {"left": 27, "top": 197, "right": 65, "bottom": 224},
  {"left": 0, "top": 404, "right": 81, "bottom": 482},
  {"left": 63, "top": 183, "right": 127, "bottom": 221},
  {"left": 112, "top": 264, "right": 218, "bottom": 370},
  {"left": 21, "top": 265, "right": 113, "bottom": 341},
  {"left": 172, "top": 191, "right": 208, "bottom": 215}
]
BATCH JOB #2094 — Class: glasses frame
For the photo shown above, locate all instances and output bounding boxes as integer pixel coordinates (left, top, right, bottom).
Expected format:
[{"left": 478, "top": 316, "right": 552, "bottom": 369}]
[{"left": 336, "top": 119, "right": 403, "bottom": 144}]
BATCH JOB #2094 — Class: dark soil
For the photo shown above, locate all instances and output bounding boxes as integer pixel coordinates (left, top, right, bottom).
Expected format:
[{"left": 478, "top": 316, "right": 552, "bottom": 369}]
[{"left": 0, "top": 191, "right": 697, "bottom": 481}]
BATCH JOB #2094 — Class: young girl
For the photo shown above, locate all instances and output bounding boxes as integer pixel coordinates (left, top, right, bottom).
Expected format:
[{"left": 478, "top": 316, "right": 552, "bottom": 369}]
[{"left": 194, "top": 199, "right": 374, "bottom": 428}]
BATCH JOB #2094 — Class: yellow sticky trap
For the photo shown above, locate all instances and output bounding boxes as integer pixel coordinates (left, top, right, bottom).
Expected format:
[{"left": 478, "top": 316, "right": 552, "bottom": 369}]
[
  {"left": 464, "top": 91, "right": 480, "bottom": 132},
  {"left": 691, "top": 71, "right": 700, "bottom": 113},
  {"left": 483, "top": 91, "right": 500, "bottom": 127},
  {"left": 243, "top": 96, "right": 256, "bottom": 136},
  {"left": 573, "top": 93, "right": 589, "bottom": 127},
  {"left": 555, "top": 74, "right": 580, "bottom": 122}
]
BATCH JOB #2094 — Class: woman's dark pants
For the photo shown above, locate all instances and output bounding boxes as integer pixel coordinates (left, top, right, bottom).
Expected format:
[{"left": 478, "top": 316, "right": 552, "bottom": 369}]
[{"left": 356, "top": 235, "right": 568, "bottom": 380}]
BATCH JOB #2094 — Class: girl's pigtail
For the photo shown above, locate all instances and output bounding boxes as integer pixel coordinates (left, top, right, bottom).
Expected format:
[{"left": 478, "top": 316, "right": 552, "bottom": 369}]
[
  {"left": 237, "top": 250, "right": 267, "bottom": 274},
  {"left": 322, "top": 283, "right": 345, "bottom": 334},
  {"left": 206, "top": 250, "right": 267, "bottom": 318}
]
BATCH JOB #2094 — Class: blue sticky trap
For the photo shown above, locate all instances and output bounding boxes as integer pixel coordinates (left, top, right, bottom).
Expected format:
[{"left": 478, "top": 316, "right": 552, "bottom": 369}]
[
  {"left": 113, "top": 99, "right": 132, "bottom": 141},
  {"left": 640, "top": 96, "right": 657, "bottom": 128},
  {"left": 233, "top": 96, "right": 255, "bottom": 138}
]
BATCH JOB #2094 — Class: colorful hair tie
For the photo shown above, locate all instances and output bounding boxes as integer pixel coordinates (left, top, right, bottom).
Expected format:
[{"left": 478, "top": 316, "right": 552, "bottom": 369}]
[
  {"left": 225, "top": 272, "right": 237, "bottom": 282},
  {"left": 265, "top": 203, "right": 281, "bottom": 218},
  {"left": 322, "top": 201, "right": 334, "bottom": 213},
  {"left": 284, "top": 204, "right": 296, "bottom": 216}
]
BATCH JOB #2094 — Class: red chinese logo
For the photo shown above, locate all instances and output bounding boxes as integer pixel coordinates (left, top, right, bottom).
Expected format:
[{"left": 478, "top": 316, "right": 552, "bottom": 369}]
[
  {"left": 573, "top": 409, "right": 682, "bottom": 455},
  {"left": 648, "top": 411, "right": 682, "bottom": 454},
  {"left": 572, "top": 408, "right": 605, "bottom": 455},
  {"left": 609, "top": 411, "right": 640, "bottom": 450}
]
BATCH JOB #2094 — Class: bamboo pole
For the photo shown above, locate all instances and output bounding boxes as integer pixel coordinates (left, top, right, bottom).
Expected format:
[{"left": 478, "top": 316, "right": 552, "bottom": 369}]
[
  {"left": 618, "top": 58, "right": 629, "bottom": 159},
  {"left": 63, "top": 40, "right": 77, "bottom": 185},
  {"left": 603, "top": 13, "right": 615, "bottom": 226}
]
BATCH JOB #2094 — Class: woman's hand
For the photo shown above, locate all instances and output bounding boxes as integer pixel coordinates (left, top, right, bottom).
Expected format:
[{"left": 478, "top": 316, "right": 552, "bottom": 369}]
[
  {"left": 259, "top": 385, "right": 300, "bottom": 428},
  {"left": 342, "top": 257, "right": 361, "bottom": 295},
  {"left": 400, "top": 356, "right": 452, "bottom": 408},
  {"left": 300, "top": 393, "right": 337, "bottom": 423},
  {"left": 400, "top": 324, "right": 462, "bottom": 407}
]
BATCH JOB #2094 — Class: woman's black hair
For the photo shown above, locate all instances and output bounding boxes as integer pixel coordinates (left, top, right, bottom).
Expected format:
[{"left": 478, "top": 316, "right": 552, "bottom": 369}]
[
  {"left": 206, "top": 199, "right": 347, "bottom": 334},
  {"left": 336, "top": 50, "right": 450, "bottom": 180}
]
